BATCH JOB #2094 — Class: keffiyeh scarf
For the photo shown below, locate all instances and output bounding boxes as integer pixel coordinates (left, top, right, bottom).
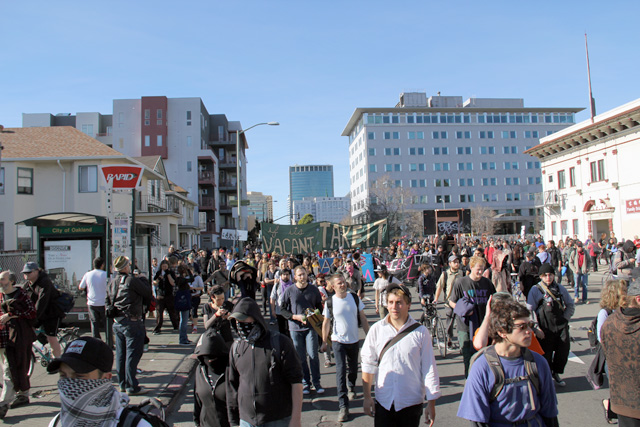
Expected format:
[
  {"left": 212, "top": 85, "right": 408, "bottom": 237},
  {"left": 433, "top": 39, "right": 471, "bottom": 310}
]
[{"left": 58, "top": 378, "right": 127, "bottom": 427}]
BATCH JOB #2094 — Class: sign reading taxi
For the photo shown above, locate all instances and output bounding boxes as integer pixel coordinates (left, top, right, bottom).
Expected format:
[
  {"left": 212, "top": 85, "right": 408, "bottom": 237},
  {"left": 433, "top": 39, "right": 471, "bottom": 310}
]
[{"left": 99, "top": 164, "right": 144, "bottom": 189}]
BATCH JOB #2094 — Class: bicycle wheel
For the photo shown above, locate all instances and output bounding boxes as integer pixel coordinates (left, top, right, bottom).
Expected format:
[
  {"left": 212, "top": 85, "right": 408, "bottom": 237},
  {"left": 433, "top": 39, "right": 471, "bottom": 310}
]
[
  {"left": 27, "top": 352, "right": 36, "bottom": 378},
  {"left": 429, "top": 317, "right": 442, "bottom": 356},
  {"left": 59, "top": 332, "right": 81, "bottom": 351},
  {"left": 435, "top": 317, "right": 447, "bottom": 358}
]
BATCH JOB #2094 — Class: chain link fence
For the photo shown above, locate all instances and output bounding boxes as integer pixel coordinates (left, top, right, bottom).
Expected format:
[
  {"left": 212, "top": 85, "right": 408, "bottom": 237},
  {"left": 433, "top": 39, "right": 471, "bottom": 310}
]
[{"left": 0, "top": 252, "right": 38, "bottom": 281}]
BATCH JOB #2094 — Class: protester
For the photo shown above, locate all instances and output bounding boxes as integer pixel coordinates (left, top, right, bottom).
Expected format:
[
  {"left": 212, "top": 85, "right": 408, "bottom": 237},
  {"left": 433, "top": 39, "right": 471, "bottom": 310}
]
[
  {"left": 79, "top": 257, "right": 108, "bottom": 340},
  {"left": 0, "top": 271, "right": 37, "bottom": 414},
  {"left": 361, "top": 284, "right": 440, "bottom": 426},
  {"left": 373, "top": 265, "right": 400, "bottom": 320},
  {"left": 458, "top": 299, "right": 559, "bottom": 426},
  {"left": 434, "top": 254, "right": 464, "bottom": 349},
  {"left": 202, "top": 285, "right": 234, "bottom": 344},
  {"left": 226, "top": 298, "right": 303, "bottom": 427},
  {"left": 320, "top": 274, "right": 369, "bottom": 422},
  {"left": 106, "top": 256, "right": 152, "bottom": 396},
  {"left": 174, "top": 265, "right": 194, "bottom": 346},
  {"left": 193, "top": 329, "right": 230, "bottom": 427},
  {"left": 152, "top": 259, "right": 179, "bottom": 334}
]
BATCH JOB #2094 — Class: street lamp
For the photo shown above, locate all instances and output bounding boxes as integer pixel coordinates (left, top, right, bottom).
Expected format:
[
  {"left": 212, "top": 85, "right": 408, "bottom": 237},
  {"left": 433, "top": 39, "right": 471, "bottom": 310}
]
[{"left": 236, "top": 122, "right": 279, "bottom": 252}]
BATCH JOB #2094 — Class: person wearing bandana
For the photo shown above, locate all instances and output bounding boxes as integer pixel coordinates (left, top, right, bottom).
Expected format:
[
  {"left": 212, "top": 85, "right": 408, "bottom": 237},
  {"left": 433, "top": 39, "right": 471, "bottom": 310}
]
[
  {"left": 193, "top": 328, "right": 230, "bottom": 427},
  {"left": 226, "top": 298, "right": 303, "bottom": 427},
  {"left": 47, "top": 337, "right": 152, "bottom": 427}
]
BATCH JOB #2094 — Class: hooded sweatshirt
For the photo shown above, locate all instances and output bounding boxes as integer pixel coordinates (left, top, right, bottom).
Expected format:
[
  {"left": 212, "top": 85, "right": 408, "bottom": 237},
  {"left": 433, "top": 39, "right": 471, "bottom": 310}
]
[
  {"left": 226, "top": 298, "right": 303, "bottom": 426},
  {"left": 601, "top": 306, "right": 640, "bottom": 420}
]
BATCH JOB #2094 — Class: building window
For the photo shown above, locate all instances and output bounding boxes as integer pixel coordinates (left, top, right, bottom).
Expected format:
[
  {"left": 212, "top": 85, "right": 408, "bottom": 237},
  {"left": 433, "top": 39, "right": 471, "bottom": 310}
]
[
  {"left": 384, "top": 164, "right": 392, "bottom": 172},
  {"left": 480, "top": 146, "right": 495, "bottom": 155},
  {"left": 79, "top": 165, "right": 98, "bottom": 193},
  {"left": 144, "top": 109, "right": 150, "bottom": 125},
  {"left": 572, "top": 219, "right": 579, "bottom": 235},
  {"left": 551, "top": 221, "right": 557, "bottom": 236},
  {"left": 186, "top": 111, "right": 192, "bottom": 126},
  {"left": 81, "top": 124, "right": 94, "bottom": 137},
  {"left": 17, "top": 168, "right": 33, "bottom": 195},
  {"left": 0, "top": 168, "right": 4, "bottom": 195},
  {"left": 590, "top": 160, "right": 605, "bottom": 182},
  {"left": 144, "top": 135, "right": 150, "bottom": 147},
  {"left": 369, "top": 164, "right": 377, "bottom": 172},
  {"left": 16, "top": 225, "right": 32, "bottom": 250},
  {"left": 187, "top": 136, "right": 192, "bottom": 147},
  {"left": 187, "top": 161, "right": 192, "bottom": 172},
  {"left": 157, "top": 135, "right": 163, "bottom": 146},
  {"left": 560, "top": 220, "right": 568, "bottom": 236},
  {"left": 558, "top": 170, "right": 566, "bottom": 189},
  {"left": 569, "top": 167, "right": 576, "bottom": 187},
  {"left": 368, "top": 132, "right": 375, "bottom": 140}
]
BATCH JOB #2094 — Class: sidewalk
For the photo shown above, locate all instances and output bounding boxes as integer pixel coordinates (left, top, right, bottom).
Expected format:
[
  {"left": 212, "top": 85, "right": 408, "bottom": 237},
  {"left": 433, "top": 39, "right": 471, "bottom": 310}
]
[{"left": 4, "top": 318, "right": 199, "bottom": 426}]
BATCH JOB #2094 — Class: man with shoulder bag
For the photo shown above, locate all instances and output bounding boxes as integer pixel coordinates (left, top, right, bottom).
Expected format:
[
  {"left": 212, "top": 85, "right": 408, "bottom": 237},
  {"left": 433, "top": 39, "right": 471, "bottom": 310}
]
[{"left": 106, "top": 256, "right": 152, "bottom": 396}]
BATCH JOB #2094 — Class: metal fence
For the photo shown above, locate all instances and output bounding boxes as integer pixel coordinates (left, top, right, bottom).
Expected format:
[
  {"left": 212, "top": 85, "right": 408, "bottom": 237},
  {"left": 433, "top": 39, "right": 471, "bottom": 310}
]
[{"left": 0, "top": 252, "right": 38, "bottom": 278}]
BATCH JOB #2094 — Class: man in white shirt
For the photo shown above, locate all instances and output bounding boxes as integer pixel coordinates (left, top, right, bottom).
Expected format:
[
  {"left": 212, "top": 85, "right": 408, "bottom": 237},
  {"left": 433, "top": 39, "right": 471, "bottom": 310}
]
[
  {"left": 361, "top": 284, "right": 440, "bottom": 427},
  {"left": 320, "top": 274, "right": 370, "bottom": 422},
  {"left": 78, "top": 257, "right": 107, "bottom": 340}
]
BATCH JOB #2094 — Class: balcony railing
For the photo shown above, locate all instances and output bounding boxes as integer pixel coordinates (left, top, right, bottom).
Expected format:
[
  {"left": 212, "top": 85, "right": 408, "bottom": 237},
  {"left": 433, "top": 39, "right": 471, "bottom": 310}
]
[
  {"left": 199, "top": 196, "right": 215, "bottom": 208},
  {"left": 198, "top": 170, "right": 215, "bottom": 184},
  {"left": 138, "top": 195, "right": 181, "bottom": 214},
  {"left": 200, "top": 222, "right": 217, "bottom": 233},
  {"left": 533, "top": 190, "right": 563, "bottom": 208}
]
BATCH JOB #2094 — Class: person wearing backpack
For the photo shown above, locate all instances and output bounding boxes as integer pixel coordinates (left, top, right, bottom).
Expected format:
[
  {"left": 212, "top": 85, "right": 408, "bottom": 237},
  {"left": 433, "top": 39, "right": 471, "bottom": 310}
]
[
  {"left": 527, "top": 263, "right": 575, "bottom": 387},
  {"left": 458, "top": 299, "right": 559, "bottom": 426},
  {"left": 226, "top": 298, "right": 303, "bottom": 427},
  {"left": 320, "top": 274, "right": 370, "bottom": 423},
  {"left": 22, "top": 262, "right": 64, "bottom": 360},
  {"left": 47, "top": 337, "right": 156, "bottom": 426}
]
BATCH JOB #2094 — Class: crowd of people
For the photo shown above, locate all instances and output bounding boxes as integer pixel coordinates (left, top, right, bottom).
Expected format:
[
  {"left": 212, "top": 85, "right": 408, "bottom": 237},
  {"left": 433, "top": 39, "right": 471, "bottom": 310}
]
[{"left": 1, "top": 231, "right": 639, "bottom": 426}]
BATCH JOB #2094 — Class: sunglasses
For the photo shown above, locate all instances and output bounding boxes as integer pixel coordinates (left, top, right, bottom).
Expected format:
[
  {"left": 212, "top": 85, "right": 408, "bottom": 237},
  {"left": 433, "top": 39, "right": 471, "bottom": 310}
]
[{"left": 512, "top": 321, "right": 536, "bottom": 331}]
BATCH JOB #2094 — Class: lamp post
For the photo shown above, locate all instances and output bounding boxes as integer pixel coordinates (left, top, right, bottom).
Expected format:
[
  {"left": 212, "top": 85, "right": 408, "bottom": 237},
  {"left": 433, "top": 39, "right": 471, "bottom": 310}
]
[{"left": 235, "top": 122, "right": 279, "bottom": 253}]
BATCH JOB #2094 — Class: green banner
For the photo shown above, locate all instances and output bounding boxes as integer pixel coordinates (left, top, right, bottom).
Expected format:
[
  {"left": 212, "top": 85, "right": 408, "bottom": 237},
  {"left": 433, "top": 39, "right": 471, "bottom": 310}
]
[{"left": 260, "top": 219, "right": 388, "bottom": 254}]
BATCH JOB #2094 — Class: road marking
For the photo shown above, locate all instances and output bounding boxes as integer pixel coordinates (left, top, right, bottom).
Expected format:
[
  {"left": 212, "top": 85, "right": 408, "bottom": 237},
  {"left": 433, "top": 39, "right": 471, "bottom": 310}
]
[{"left": 567, "top": 351, "right": 585, "bottom": 365}]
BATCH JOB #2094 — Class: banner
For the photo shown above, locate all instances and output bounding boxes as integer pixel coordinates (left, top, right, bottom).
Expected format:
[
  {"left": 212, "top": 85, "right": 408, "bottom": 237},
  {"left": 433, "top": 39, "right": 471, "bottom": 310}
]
[
  {"left": 261, "top": 219, "right": 388, "bottom": 254},
  {"left": 360, "top": 253, "right": 375, "bottom": 283}
]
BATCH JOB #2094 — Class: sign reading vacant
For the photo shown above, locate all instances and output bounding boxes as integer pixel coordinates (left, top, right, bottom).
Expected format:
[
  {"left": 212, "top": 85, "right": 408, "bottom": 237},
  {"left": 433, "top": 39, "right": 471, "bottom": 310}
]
[
  {"left": 99, "top": 164, "right": 144, "bottom": 189},
  {"left": 261, "top": 219, "right": 388, "bottom": 254}
]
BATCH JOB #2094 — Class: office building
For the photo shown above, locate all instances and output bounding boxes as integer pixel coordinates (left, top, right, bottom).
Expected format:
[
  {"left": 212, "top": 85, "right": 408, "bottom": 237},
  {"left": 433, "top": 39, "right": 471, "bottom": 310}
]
[
  {"left": 292, "top": 196, "right": 351, "bottom": 224},
  {"left": 526, "top": 97, "right": 640, "bottom": 241},
  {"left": 289, "top": 164, "right": 334, "bottom": 224},
  {"left": 341, "top": 92, "right": 582, "bottom": 234},
  {"left": 247, "top": 191, "right": 274, "bottom": 222},
  {"left": 23, "top": 97, "right": 250, "bottom": 248}
]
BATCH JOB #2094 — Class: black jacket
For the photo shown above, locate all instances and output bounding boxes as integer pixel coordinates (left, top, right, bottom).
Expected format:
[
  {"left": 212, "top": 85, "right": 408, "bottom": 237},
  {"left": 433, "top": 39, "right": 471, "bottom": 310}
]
[
  {"left": 226, "top": 298, "right": 303, "bottom": 426},
  {"left": 106, "top": 273, "right": 152, "bottom": 319},
  {"left": 24, "top": 271, "right": 62, "bottom": 323}
]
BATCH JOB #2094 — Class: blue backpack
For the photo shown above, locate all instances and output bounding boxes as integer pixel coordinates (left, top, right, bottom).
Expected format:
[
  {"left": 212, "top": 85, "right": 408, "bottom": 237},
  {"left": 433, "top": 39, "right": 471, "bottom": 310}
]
[{"left": 174, "top": 288, "right": 192, "bottom": 311}]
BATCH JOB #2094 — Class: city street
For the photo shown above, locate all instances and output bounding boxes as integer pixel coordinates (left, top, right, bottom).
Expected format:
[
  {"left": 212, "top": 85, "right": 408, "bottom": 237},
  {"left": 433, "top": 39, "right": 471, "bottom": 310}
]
[{"left": 169, "top": 270, "right": 614, "bottom": 427}]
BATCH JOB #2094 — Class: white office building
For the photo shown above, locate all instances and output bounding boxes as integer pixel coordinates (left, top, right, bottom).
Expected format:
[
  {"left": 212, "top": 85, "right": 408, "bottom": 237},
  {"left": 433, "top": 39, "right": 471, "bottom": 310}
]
[
  {"left": 292, "top": 196, "right": 351, "bottom": 224},
  {"left": 342, "top": 92, "right": 582, "bottom": 234}
]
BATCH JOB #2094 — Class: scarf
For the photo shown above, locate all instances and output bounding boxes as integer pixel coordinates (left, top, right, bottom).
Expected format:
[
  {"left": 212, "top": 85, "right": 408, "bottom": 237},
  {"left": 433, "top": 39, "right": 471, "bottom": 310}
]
[{"left": 58, "top": 378, "right": 127, "bottom": 427}]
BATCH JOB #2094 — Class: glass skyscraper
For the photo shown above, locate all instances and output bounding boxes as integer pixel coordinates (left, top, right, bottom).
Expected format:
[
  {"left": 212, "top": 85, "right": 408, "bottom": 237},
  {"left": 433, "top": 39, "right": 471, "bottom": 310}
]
[{"left": 289, "top": 165, "right": 334, "bottom": 223}]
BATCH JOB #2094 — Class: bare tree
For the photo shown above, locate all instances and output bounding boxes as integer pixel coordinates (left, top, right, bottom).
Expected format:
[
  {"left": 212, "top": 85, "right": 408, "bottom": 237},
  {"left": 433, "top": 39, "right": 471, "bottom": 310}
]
[
  {"left": 470, "top": 205, "right": 499, "bottom": 236},
  {"left": 363, "top": 174, "right": 416, "bottom": 238}
]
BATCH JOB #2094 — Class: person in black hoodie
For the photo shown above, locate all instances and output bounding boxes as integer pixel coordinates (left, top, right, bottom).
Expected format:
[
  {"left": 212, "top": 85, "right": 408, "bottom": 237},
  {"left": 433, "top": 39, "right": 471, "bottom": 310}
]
[
  {"left": 226, "top": 298, "right": 303, "bottom": 427},
  {"left": 193, "top": 329, "right": 230, "bottom": 427}
]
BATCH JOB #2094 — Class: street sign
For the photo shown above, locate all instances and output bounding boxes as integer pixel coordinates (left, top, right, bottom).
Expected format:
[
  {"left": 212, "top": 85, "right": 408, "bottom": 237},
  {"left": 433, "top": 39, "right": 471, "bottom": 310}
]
[
  {"left": 229, "top": 200, "right": 251, "bottom": 207},
  {"left": 99, "top": 164, "right": 144, "bottom": 189}
]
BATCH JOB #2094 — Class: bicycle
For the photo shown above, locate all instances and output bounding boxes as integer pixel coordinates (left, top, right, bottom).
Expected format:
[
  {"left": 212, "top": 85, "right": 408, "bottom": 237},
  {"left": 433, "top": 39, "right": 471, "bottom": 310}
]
[
  {"left": 420, "top": 301, "right": 447, "bottom": 358},
  {"left": 31, "top": 326, "right": 81, "bottom": 375}
]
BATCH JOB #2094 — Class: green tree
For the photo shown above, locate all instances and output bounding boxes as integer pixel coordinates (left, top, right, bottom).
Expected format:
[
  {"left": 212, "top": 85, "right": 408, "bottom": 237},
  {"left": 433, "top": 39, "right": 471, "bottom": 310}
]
[{"left": 298, "top": 214, "right": 314, "bottom": 225}]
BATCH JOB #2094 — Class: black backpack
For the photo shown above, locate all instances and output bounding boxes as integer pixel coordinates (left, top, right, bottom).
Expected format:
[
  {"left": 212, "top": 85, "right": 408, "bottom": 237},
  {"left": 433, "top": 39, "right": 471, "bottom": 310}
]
[
  {"left": 326, "top": 291, "right": 362, "bottom": 328},
  {"left": 534, "top": 283, "right": 567, "bottom": 333},
  {"left": 55, "top": 291, "right": 75, "bottom": 314},
  {"left": 470, "top": 345, "right": 540, "bottom": 402},
  {"left": 587, "top": 309, "right": 612, "bottom": 348}
]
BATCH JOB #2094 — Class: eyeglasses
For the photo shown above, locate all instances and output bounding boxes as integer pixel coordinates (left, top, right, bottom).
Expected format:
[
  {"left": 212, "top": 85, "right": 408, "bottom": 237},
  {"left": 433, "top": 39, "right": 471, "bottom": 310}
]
[{"left": 512, "top": 321, "right": 536, "bottom": 331}]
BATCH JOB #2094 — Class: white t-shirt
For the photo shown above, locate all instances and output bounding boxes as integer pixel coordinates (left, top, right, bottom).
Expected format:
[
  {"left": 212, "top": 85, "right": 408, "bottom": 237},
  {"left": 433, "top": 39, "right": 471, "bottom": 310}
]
[
  {"left": 323, "top": 293, "right": 364, "bottom": 344},
  {"left": 79, "top": 269, "right": 108, "bottom": 307},
  {"left": 190, "top": 275, "right": 204, "bottom": 297}
]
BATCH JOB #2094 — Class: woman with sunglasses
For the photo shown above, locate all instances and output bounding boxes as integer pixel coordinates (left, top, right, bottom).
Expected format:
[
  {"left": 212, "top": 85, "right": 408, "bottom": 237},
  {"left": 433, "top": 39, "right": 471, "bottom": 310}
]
[{"left": 458, "top": 298, "right": 559, "bottom": 427}]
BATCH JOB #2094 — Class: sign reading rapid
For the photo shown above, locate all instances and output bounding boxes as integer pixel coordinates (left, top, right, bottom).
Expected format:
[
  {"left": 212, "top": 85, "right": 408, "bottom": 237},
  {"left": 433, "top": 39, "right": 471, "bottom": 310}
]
[
  {"left": 99, "top": 164, "right": 144, "bottom": 189},
  {"left": 260, "top": 219, "right": 388, "bottom": 254}
]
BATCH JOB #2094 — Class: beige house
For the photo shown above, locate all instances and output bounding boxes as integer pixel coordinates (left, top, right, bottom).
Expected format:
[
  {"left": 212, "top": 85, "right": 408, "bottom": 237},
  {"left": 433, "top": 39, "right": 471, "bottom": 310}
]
[
  {"left": 526, "top": 98, "right": 640, "bottom": 242},
  {"left": 0, "top": 127, "right": 197, "bottom": 262}
]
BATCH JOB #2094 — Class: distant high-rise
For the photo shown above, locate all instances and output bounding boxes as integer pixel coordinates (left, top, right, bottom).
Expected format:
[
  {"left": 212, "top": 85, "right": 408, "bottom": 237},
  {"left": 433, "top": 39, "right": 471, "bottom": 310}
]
[{"left": 289, "top": 165, "right": 334, "bottom": 223}]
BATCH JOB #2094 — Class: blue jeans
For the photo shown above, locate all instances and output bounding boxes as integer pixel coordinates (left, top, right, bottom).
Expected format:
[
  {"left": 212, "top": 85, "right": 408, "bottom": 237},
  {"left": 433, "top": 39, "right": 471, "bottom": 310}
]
[
  {"left": 290, "top": 329, "right": 321, "bottom": 388},
  {"left": 179, "top": 310, "right": 190, "bottom": 344},
  {"left": 113, "top": 318, "right": 145, "bottom": 393},
  {"left": 575, "top": 273, "right": 588, "bottom": 302},
  {"left": 240, "top": 416, "right": 291, "bottom": 427},
  {"left": 334, "top": 341, "right": 359, "bottom": 409}
]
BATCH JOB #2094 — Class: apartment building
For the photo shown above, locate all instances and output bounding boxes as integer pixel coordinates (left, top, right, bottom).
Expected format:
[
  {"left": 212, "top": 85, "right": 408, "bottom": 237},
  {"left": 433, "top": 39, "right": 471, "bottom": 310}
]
[
  {"left": 526, "top": 97, "right": 640, "bottom": 241},
  {"left": 342, "top": 92, "right": 583, "bottom": 234},
  {"left": 246, "top": 191, "right": 274, "bottom": 222},
  {"left": 292, "top": 196, "right": 351, "bottom": 224},
  {"left": 23, "top": 97, "right": 249, "bottom": 248}
]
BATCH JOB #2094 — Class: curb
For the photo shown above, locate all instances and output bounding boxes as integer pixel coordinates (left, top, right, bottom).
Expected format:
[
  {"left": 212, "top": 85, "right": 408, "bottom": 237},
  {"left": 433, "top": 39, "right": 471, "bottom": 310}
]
[{"left": 158, "top": 353, "right": 199, "bottom": 416}]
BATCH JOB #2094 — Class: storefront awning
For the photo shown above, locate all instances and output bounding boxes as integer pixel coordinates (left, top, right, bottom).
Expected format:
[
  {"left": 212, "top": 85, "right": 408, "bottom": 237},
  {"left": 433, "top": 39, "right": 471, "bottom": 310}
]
[{"left": 17, "top": 212, "right": 107, "bottom": 227}]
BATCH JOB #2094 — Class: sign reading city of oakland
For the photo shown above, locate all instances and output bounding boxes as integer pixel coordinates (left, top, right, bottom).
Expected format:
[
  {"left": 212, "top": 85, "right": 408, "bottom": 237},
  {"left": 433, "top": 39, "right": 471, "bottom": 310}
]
[
  {"left": 260, "top": 219, "right": 388, "bottom": 254},
  {"left": 99, "top": 164, "right": 144, "bottom": 189}
]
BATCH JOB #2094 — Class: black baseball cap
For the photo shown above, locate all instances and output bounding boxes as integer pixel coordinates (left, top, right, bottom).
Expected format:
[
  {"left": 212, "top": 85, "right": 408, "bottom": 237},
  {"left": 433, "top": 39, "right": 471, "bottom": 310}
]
[{"left": 47, "top": 337, "right": 113, "bottom": 374}]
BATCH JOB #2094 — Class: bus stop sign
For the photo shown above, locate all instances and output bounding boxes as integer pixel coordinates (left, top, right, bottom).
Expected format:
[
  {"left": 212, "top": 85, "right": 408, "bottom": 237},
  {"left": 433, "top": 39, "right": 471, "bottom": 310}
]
[{"left": 99, "top": 165, "right": 144, "bottom": 189}]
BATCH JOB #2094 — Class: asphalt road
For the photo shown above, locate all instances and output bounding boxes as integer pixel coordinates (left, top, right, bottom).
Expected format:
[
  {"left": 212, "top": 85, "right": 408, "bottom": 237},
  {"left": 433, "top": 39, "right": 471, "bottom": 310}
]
[{"left": 169, "top": 271, "right": 614, "bottom": 427}]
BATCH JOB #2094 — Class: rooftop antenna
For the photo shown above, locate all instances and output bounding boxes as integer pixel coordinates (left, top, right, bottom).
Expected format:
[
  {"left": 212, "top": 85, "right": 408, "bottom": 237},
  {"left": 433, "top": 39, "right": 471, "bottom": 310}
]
[{"left": 585, "top": 33, "right": 596, "bottom": 122}]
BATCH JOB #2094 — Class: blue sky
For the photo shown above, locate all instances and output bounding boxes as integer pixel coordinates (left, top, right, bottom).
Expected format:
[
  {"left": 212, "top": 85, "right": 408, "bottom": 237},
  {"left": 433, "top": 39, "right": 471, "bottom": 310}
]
[{"left": 2, "top": 1, "right": 639, "bottom": 223}]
